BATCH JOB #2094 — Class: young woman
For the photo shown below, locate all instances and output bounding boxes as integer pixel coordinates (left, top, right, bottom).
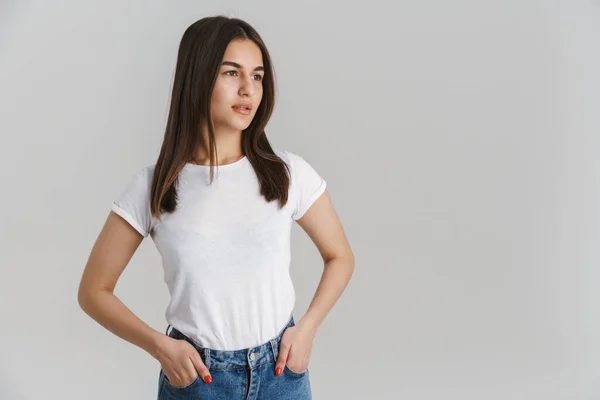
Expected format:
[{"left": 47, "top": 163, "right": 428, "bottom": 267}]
[{"left": 78, "top": 15, "right": 354, "bottom": 399}]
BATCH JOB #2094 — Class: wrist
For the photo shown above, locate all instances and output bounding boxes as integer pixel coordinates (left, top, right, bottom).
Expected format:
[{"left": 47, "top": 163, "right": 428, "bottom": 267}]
[
  {"left": 147, "top": 330, "right": 170, "bottom": 361},
  {"left": 297, "top": 314, "right": 320, "bottom": 334}
]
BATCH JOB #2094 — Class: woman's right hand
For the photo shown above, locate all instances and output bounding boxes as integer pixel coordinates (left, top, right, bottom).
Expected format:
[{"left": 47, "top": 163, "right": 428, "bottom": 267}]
[{"left": 155, "top": 336, "right": 212, "bottom": 386}]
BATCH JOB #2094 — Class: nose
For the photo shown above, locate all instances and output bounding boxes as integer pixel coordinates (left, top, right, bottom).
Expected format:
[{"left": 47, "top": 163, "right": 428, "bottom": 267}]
[{"left": 239, "top": 75, "right": 255, "bottom": 97}]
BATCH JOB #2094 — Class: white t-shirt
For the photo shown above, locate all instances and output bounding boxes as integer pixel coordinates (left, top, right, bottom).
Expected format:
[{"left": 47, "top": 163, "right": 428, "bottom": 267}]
[{"left": 110, "top": 149, "right": 327, "bottom": 350}]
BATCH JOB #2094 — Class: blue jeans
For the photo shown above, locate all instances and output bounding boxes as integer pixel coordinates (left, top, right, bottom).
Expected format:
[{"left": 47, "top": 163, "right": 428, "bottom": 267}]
[{"left": 157, "top": 314, "right": 312, "bottom": 399}]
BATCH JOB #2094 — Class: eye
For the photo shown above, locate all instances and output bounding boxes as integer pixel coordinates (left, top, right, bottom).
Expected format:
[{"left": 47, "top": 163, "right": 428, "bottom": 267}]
[{"left": 224, "top": 70, "right": 263, "bottom": 81}]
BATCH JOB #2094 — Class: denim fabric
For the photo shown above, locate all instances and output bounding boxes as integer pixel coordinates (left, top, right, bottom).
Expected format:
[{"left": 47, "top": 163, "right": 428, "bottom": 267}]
[{"left": 157, "top": 315, "right": 312, "bottom": 399}]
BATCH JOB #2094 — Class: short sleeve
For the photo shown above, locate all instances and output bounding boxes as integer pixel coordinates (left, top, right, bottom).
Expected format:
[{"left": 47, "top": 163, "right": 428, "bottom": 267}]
[
  {"left": 111, "top": 166, "right": 155, "bottom": 237},
  {"left": 286, "top": 151, "right": 327, "bottom": 220}
]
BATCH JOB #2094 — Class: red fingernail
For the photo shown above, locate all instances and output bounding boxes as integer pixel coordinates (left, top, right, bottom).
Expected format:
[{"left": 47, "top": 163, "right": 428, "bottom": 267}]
[
  {"left": 276, "top": 367, "right": 282, "bottom": 376},
  {"left": 204, "top": 375, "right": 212, "bottom": 383}
]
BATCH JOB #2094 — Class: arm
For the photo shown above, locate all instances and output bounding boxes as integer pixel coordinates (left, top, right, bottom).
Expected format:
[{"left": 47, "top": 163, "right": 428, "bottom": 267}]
[
  {"left": 77, "top": 211, "right": 164, "bottom": 360},
  {"left": 274, "top": 188, "right": 354, "bottom": 375},
  {"left": 294, "top": 189, "right": 355, "bottom": 334}
]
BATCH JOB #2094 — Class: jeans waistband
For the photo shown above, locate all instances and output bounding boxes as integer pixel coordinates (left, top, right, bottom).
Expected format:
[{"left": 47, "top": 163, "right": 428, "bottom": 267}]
[{"left": 164, "top": 315, "right": 295, "bottom": 371}]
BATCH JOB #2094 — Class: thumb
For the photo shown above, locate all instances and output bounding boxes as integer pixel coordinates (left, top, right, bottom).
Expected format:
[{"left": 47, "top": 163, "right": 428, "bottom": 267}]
[
  {"left": 190, "top": 353, "right": 212, "bottom": 384},
  {"left": 275, "top": 340, "right": 291, "bottom": 376}
]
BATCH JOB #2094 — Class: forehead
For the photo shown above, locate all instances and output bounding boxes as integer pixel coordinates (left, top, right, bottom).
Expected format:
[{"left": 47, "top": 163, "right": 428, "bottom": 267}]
[{"left": 221, "top": 39, "right": 263, "bottom": 67}]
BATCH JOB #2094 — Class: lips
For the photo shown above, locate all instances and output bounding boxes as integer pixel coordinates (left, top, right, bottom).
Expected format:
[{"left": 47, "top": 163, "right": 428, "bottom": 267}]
[{"left": 232, "top": 103, "right": 252, "bottom": 115}]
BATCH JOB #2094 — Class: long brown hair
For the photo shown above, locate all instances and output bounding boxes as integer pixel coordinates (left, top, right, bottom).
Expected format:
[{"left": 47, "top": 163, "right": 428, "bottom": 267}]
[{"left": 149, "top": 16, "right": 290, "bottom": 221}]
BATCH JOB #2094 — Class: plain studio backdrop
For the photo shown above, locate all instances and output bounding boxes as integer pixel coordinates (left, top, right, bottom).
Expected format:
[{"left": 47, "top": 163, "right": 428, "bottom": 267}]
[{"left": 0, "top": 1, "right": 598, "bottom": 399}]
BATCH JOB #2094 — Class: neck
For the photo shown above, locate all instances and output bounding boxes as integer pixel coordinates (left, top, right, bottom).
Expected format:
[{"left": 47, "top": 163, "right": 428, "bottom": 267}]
[
  {"left": 191, "top": 151, "right": 244, "bottom": 166},
  {"left": 193, "top": 121, "right": 244, "bottom": 165}
]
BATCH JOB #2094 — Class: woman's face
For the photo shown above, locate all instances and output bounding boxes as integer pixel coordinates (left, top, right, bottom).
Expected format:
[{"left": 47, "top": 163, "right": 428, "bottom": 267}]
[{"left": 210, "top": 39, "right": 264, "bottom": 133}]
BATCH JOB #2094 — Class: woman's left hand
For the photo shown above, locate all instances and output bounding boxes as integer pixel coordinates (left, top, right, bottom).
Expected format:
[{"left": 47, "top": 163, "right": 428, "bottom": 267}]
[{"left": 275, "top": 321, "right": 316, "bottom": 376}]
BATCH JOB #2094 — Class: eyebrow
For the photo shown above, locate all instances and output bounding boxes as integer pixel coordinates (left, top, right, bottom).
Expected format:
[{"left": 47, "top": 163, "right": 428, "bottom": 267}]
[{"left": 221, "top": 61, "right": 264, "bottom": 72}]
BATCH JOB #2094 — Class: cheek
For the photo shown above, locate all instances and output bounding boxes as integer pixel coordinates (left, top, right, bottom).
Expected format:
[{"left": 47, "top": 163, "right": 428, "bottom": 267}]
[{"left": 211, "top": 84, "right": 231, "bottom": 106}]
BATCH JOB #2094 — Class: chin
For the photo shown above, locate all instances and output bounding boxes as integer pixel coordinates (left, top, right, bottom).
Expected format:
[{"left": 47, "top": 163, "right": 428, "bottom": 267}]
[
  {"left": 227, "top": 122, "right": 249, "bottom": 131},
  {"left": 230, "top": 118, "right": 254, "bottom": 131},
  {"left": 213, "top": 118, "right": 251, "bottom": 132}
]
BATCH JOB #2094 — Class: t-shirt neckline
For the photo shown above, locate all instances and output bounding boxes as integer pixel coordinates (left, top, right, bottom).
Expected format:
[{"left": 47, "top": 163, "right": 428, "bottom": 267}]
[{"left": 184, "top": 155, "right": 248, "bottom": 171}]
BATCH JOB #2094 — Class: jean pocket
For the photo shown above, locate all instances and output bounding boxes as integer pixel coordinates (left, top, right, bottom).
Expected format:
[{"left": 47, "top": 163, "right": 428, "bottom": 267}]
[
  {"left": 161, "top": 370, "right": 201, "bottom": 390},
  {"left": 284, "top": 364, "right": 308, "bottom": 377}
]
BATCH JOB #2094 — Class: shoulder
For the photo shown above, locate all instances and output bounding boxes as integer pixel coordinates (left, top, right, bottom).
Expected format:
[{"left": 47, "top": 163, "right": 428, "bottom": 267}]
[
  {"left": 272, "top": 148, "right": 305, "bottom": 169},
  {"left": 132, "top": 163, "right": 156, "bottom": 182},
  {"left": 272, "top": 148, "right": 325, "bottom": 187},
  {"left": 140, "top": 163, "right": 156, "bottom": 176},
  {"left": 117, "top": 163, "right": 156, "bottom": 195},
  {"left": 273, "top": 148, "right": 321, "bottom": 173},
  {"left": 273, "top": 148, "right": 292, "bottom": 162},
  {"left": 274, "top": 149, "right": 310, "bottom": 182},
  {"left": 273, "top": 149, "right": 327, "bottom": 220}
]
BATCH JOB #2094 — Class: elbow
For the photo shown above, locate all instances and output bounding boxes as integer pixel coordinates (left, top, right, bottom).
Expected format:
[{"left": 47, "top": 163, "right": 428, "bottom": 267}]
[
  {"left": 325, "top": 251, "right": 355, "bottom": 270},
  {"left": 77, "top": 284, "right": 108, "bottom": 312},
  {"left": 77, "top": 285, "right": 92, "bottom": 312},
  {"left": 347, "top": 250, "right": 355, "bottom": 265},
  {"left": 344, "top": 253, "right": 356, "bottom": 285},
  {"left": 341, "top": 250, "right": 355, "bottom": 268},
  {"left": 343, "top": 251, "right": 355, "bottom": 276}
]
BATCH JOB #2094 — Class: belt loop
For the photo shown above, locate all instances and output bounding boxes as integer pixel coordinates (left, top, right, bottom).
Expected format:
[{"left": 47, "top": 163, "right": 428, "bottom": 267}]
[
  {"left": 270, "top": 338, "right": 279, "bottom": 360},
  {"left": 204, "top": 348, "right": 211, "bottom": 370}
]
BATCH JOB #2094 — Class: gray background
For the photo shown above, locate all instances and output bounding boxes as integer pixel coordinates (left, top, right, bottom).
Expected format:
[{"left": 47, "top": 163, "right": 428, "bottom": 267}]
[{"left": 1, "top": 1, "right": 599, "bottom": 399}]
